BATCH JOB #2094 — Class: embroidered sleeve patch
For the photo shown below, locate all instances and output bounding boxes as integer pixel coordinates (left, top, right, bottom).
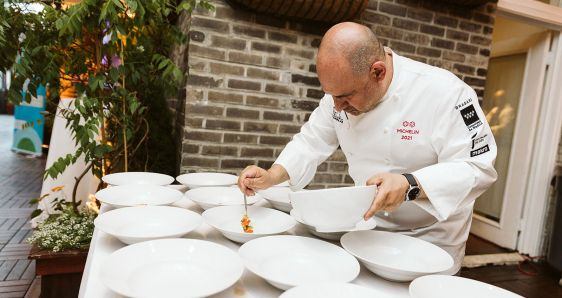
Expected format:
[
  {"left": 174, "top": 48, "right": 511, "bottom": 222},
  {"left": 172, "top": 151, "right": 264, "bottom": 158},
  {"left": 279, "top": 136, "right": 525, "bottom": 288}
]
[
  {"left": 460, "top": 105, "right": 482, "bottom": 131},
  {"left": 471, "top": 144, "right": 490, "bottom": 157}
]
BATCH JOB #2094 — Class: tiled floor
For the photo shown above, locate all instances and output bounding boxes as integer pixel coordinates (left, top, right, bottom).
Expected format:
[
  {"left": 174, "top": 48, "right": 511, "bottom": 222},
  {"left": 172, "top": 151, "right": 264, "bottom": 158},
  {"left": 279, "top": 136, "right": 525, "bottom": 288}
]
[{"left": 0, "top": 115, "right": 45, "bottom": 297}]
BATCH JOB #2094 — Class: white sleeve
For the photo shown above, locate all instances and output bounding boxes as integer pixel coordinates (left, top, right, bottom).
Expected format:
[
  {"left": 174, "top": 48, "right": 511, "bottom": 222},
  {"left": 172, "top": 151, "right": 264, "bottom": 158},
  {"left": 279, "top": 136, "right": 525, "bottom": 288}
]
[
  {"left": 412, "top": 86, "right": 498, "bottom": 221},
  {"left": 274, "top": 95, "right": 339, "bottom": 190}
]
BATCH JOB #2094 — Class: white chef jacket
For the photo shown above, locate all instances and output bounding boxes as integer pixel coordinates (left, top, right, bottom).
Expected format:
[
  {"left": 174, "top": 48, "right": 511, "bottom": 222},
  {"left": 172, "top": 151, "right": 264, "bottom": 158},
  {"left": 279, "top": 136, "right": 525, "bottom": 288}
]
[{"left": 275, "top": 50, "right": 498, "bottom": 274}]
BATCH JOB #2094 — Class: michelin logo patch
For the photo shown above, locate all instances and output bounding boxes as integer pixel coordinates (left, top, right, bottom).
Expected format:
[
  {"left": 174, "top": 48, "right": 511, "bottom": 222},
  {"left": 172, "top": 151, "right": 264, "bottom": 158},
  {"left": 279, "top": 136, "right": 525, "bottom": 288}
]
[
  {"left": 460, "top": 105, "right": 482, "bottom": 131},
  {"left": 471, "top": 144, "right": 489, "bottom": 157}
]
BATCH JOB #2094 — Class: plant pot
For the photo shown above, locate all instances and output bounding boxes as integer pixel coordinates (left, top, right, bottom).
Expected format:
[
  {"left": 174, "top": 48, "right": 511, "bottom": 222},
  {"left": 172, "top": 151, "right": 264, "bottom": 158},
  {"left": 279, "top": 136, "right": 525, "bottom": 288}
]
[{"left": 28, "top": 246, "right": 89, "bottom": 298}]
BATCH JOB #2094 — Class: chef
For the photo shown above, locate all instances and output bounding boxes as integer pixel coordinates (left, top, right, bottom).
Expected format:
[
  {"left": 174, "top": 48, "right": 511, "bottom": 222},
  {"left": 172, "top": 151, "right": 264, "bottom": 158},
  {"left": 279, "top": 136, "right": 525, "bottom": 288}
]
[{"left": 238, "top": 22, "right": 497, "bottom": 275}]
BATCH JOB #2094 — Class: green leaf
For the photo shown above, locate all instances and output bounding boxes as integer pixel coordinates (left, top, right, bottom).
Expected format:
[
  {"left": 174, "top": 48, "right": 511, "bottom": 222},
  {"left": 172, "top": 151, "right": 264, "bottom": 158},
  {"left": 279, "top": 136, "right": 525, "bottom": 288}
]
[{"left": 30, "top": 209, "right": 43, "bottom": 219}]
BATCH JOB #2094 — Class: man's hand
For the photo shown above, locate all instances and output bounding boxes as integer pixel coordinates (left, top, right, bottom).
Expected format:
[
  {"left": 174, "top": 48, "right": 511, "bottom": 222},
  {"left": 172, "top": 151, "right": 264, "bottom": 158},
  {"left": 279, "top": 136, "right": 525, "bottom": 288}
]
[
  {"left": 363, "top": 173, "right": 409, "bottom": 220},
  {"left": 238, "top": 164, "right": 289, "bottom": 196}
]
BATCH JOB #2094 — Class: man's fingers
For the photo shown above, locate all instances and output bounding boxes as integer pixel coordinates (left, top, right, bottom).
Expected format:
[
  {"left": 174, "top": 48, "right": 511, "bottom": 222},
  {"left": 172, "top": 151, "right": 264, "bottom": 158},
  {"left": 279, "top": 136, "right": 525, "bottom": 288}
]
[{"left": 364, "top": 188, "right": 386, "bottom": 220}]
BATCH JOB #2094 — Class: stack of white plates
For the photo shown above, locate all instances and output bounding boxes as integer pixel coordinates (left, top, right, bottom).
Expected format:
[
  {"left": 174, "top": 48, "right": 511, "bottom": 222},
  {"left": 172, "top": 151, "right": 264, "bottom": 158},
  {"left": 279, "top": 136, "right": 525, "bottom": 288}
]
[
  {"left": 185, "top": 186, "right": 262, "bottom": 210},
  {"left": 239, "top": 235, "right": 360, "bottom": 290},
  {"left": 102, "top": 172, "right": 174, "bottom": 186},
  {"left": 101, "top": 239, "right": 243, "bottom": 298},
  {"left": 290, "top": 210, "right": 376, "bottom": 240},
  {"left": 95, "top": 184, "right": 183, "bottom": 208},
  {"left": 176, "top": 172, "right": 238, "bottom": 189},
  {"left": 409, "top": 275, "right": 524, "bottom": 298}
]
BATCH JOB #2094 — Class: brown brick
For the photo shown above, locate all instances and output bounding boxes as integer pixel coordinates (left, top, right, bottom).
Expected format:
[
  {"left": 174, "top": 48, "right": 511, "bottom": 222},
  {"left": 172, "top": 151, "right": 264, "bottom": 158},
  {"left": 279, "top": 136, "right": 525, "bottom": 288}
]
[
  {"left": 392, "top": 18, "right": 419, "bottom": 31},
  {"left": 247, "top": 68, "right": 280, "bottom": 81},
  {"left": 264, "top": 111, "right": 293, "bottom": 122},
  {"left": 189, "top": 31, "right": 205, "bottom": 42},
  {"left": 456, "top": 43, "right": 478, "bottom": 55},
  {"left": 470, "top": 35, "right": 491, "bottom": 46},
  {"left": 211, "top": 35, "right": 246, "bottom": 51},
  {"left": 286, "top": 48, "right": 315, "bottom": 60},
  {"left": 189, "top": 104, "right": 224, "bottom": 116},
  {"left": 266, "top": 57, "right": 290, "bottom": 69},
  {"left": 443, "top": 51, "right": 466, "bottom": 62},
  {"left": 256, "top": 14, "right": 286, "bottom": 28},
  {"left": 420, "top": 24, "right": 444, "bottom": 37},
  {"left": 186, "top": 118, "right": 203, "bottom": 128},
  {"left": 244, "top": 122, "right": 278, "bottom": 134},
  {"left": 186, "top": 88, "right": 203, "bottom": 102},
  {"left": 192, "top": 17, "right": 229, "bottom": 33},
  {"left": 209, "top": 62, "right": 245, "bottom": 76},
  {"left": 396, "top": 0, "right": 421, "bottom": 6},
  {"left": 259, "top": 135, "right": 291, "bottom": 145},
  {"left": 311, "top": 38, "right": 321, "bottom": 48},
  {"left": 182, "top": 156, "right": 219, "bottom": 168},
  {"left": 314, "top": 173, "right": 343, "bottom": 184},
  {"left": 265, "top": 83, "right": 294, "bottom": 95},
  {"left": 241, "top": 147, "right": 274, "bottom": 158},
  {"left": 268, "top": 31, "right": 298, "bottom": 43},
  {"left": 228, "top": 79, "right": 261, "bottom": 91},
  {"left": 475, "top": 88, "right": 484, "bottom": 98},
  {"left": 202, "top": 145, "right": 238, "bottom": 156},
  {"left": 453, "top": 64, "right": 475, "bottom": 75},
  {"left": 189, "top": 59, "right": 206, "bottom": 71},
  {"left": 403, "top": 54, "right": 427, "bottom": 63},
  {"left": 228, "top": 52, "right": 263, "bottom": 66},
  {"left": 479, "top": 48, "right": 490, "bottom": 57},
  {"left": 421, "top": 1, "right": 448, "bottom": 13},
  {"left": 379, "top": 2, "right": 407, "bottom": 17},
  {"left": 206, "top": 119, "right": 241, "bottom": 131},
  {"left": 390, "top": 41, "right": 416, "bottom": 54},
  {"left": 464, "top": 76, "right": 486, "bottom": 87},
  {"left": 434, "top": 16, "right": 458, "bottom": 28},
  {"left": 459, "top": 21, "right": 482, "bottom": 33},
  {"left": 279, "top": 124, "right": 301, "bottom": 134},
  {"left": 208, "top": 91, "right": 244, "bottom": 104},
  {"left": 187, "top": 74, "right": 222, "bottom": 88},
  {"left": 329, "top": 150, "right": 347, "bottom": 162},
  {"left": 291, "top": 74, "right": 320, "bottom": 86},
  {"left": 431, "top": 38, "right": 455, "bottom": 50},
  {"left": 473, "top": 12, "right": 494, "bottom": 24},
  {"left": 184, "top": 130, "right": 222, "bottom": 142},
  {"left": 257, "top": 160, "right": 275, "bottom": 170},
  {"left": 221, "top": 159, "right": 254, "bottom": 169},
  {"left": 246, "top": 95, "right": 280, "bottom": 108},
  {"left": 329, "top": 162, "right": 348, "bottom": 172},
  {"left": 288, "top": 22, "right": 329, "bottom": 36},
  {"left": 182, "top": 143, "right": 199, "bottom": 154},
  {"left": 291, "top": 99, "right": 320, "bottom": 111},
  {"left": 477, "top": 68, "right": 487, "bottom": 76},
  {"left": 215, "top": 5, "right": 252, "bottom": 22},
  {"left": 306, "top": 89, "right": 324, "bottom": 99},
  {"left": 362, "top": 11, "right": 391, "bottom": 26},
  {"left": 309, "top": 64, "right": 316, "bottom": 73},
  {"left": 224, "top": 133, "right": 258, "bottom": 144},
  {"left": 483, "top": 26, "right": 493, "bottom": 35},
  {"left": 375, "top": 27, "right": 404, "bottom": 39},
  {"left": 446, "top": 30, "right": 469, "bottom": 41},
  {"left": 344, "top": 175, "right": 354, "bottom": 184},
  {"left": 226, "top": 107, "right": 260, "bottom": 119},
  {"left": 406, "top": 8, "right": 433, "bottom": 22},
  {"left": 404, "top": 32, "right": 430, "bottom": 45},
  {"left": 448, "top": 7, "right": 473, "bottom": 20},
  {"left": 190, "top": 44, "right": 226, "bottom": 60},
  {"left": 232, "top": 24, "right": 266, "bottom": 38},
  {"left": 417, "top": 47, "right": 441, "bottom": 58},
  {"left": 252, "top": 42, "right": 282, "bottom": 54}
]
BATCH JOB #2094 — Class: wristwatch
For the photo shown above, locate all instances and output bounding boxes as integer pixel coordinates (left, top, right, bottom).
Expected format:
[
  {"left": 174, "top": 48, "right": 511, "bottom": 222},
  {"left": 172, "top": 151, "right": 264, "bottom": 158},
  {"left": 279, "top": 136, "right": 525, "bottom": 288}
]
[{"left": 402, "top": 173, "right": 420, "bottom": 201}]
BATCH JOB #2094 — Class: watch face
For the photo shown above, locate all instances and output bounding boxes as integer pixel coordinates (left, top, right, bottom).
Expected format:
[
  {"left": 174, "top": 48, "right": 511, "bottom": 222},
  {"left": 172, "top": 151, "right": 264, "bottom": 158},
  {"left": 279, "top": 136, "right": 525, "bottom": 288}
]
[{"left": 408, "top": 187, "right": 420, "bottom": 200}]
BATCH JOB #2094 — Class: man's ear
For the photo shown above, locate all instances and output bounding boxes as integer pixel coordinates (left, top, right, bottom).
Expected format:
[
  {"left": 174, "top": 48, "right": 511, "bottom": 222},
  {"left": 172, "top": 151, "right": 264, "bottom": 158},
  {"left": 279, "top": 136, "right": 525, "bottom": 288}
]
[{"left": 371, "top": 61, "right": 386, "bottom": 81}]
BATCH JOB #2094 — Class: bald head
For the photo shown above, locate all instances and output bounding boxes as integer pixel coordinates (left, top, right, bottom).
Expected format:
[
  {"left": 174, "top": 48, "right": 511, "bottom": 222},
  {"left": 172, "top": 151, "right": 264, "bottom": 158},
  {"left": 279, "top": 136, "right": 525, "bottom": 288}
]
[{"left": 318, "top": 22, "right": 384, "bottom": 76}]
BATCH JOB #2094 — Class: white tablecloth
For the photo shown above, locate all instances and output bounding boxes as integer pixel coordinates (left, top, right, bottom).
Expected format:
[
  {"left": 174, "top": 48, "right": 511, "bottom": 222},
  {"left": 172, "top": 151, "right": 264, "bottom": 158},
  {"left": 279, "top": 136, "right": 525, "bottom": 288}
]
[{"left": 78, "top": 197, "right": 411, "bottom": 298}]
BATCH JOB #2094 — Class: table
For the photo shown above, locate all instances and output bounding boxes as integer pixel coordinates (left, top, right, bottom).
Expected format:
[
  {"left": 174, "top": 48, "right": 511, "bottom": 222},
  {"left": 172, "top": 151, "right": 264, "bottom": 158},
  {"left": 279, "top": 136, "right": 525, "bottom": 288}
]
[{"left": 78, "top": 197, "right": 411, "bottom": 298}]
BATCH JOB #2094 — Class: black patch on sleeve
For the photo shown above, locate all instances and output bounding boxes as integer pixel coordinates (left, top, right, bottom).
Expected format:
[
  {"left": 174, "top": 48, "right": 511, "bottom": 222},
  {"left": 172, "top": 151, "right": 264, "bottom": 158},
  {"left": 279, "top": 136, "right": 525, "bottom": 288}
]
[
  {"left": 460, "top": 105, "right": 482, "bottom": 131},
  {"left": 470, "top": 145, "right": 490, "bottom": 157}
]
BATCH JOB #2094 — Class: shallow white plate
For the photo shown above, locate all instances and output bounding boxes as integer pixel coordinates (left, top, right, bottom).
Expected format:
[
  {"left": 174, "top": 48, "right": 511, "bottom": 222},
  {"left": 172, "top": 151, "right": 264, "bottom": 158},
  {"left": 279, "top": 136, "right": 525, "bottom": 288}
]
[
  {"left": 94, "top": 206, "right": 202, "bottom": 244},
  {"left": 290, "top": 210, "right": 376, "bottom": 240},
  {"left": 185, "top": 186, "right": 262, "bottom": 210},
  {"left": 409, "top": 275, "right": 524, "bottom": 298},
  {"left": 203, "top": 205, "right": 296, "bottom": 243},
  {"left": 101, "top": 238, "right": 243, "bottom": 298},
  {"left": 257, "top": 187, "right": 292, "bottom": 212},
  {"left": 95, "top": 184, "right": 183, "bottom": 208},
  {"left": 176, "top": 172, "right": 237, "bottom": 189},
  {"left": 102, "top": 172, "right": 174, "bottom": 186},
  {"left": 280, "top": 282, "right": 393, "bottom": 298},
  {"left": 239, "top": 235, "right": 360, "bottom": 290},
  {"left": 341, "top": 230, "right": 454, "bottom": 282}
]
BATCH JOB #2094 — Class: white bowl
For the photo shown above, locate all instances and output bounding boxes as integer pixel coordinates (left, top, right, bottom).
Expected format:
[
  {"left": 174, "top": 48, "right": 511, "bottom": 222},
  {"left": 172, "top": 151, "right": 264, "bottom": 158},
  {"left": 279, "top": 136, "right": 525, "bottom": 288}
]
[
  {"left": 341, "top": 230, "right": 454, "bottom": 282},
  {"left": 94, "top": 206, "right": 202, "bottom": 244},
  {"left": 176, "top": 172, "right": 237, "bottom": 189},
  {"left": 101, "top": 238, "right": 243, "bottom": 298},
  {"left": 102, "top": 172, "right": 174, "bottom": 186},
  {"left": 280, "top": 282, "right": 393, "bottom": 298},
  {"left": 290, "top": 210, "right": 376, "bottom": 240},
  {"left": 410, "top": 275, "right": 524, "bottom": 298},
  {"left": 95, "top": 184, "right": 183, "bottom": 208},
  {"left": 202, "top": 205, "right": 296, "bottom": 243},
  {"left": 239, "top": 235, "right": 360, "bottom": 290},
  {"left": 185, "top": 186, "right": 262, "bottom": 210},
  {"left": 289, "top": 185, "right": 376, "bottom": 231},
  {"left": 257, "top": 187, "right": 292, "bottom": 212}
]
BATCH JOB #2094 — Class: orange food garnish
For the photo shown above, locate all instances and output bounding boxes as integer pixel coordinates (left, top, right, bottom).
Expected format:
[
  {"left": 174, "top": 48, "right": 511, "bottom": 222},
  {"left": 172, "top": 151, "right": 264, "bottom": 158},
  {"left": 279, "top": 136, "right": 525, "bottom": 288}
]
[
  {"left": 51, "top": 185, "right": 64, "bottom": 192},
  {"left": 241, "top": 214, "right": 253, "bottom": 233}
]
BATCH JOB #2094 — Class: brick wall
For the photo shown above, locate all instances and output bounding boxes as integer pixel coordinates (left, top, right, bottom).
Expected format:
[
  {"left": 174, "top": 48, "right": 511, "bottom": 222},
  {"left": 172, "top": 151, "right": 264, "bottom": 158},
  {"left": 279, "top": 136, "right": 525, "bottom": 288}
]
[{"left": 176, "top": 0, "right": 497, "bottom": 188}]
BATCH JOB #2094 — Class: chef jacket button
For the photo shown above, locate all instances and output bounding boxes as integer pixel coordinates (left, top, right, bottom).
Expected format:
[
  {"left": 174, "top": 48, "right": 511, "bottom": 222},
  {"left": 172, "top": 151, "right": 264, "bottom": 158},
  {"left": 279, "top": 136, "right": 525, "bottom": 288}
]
[{"left": 384, "top": 127, "right": 389, "bottom": 134}]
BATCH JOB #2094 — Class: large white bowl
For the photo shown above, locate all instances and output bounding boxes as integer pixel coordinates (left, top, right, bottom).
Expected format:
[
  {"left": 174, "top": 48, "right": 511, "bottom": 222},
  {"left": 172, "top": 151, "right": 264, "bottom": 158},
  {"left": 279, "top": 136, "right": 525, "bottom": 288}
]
[
  {"left": 409, "top": 275, "right": 524, "bottom": 298},
  {"left": 94, "top": 206, "right": 202, "bottom": 244},
  {"left": 185, "top": 186, "right": 262, "bottom": 210},
  {"left": 95, "top": 184, "right": 183, "bottom": 208},
  {"left": 176, "top": 172, "right": 237, "bottom": 189},
  {"left": 257, "top": 186, "right": 292, "bottom": 212},
  {"left": 101, "top": 238, "right": 243, "bottom": 298},
  {"left": 239, "top": 235, "right": 360, "bottom": 290},
  {"left": 341, "top": 230, "right": 454, "bottom": 282},
  {"left": 290, "top": 210, "right": 376, "bottom": 240},
  {"left": 102, "top": 172, "right": 174, "bottom": 186},
  {"left": 280, "top": 282, "right": 393, "bottom": 298},
  {"left": 289, "top": 185, "right": 376, "bottom": 231},
  {"left": 202, "top": 205, "right": 296, "bottom": 243}
]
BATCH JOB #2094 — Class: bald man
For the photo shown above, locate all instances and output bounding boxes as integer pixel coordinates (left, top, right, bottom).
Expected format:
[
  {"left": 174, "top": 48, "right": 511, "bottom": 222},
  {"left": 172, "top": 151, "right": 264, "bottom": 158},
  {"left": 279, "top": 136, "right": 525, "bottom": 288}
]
[{"left": 238, "top": 22, "right": 497, "bottom": 275}]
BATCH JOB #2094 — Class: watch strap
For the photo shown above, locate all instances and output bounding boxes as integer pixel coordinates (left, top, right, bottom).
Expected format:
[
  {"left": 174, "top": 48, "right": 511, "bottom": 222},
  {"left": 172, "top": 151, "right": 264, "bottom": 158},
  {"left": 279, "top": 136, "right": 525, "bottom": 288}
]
[{"left": 402, "top": 173, "right": 418, "bottom": 187}]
